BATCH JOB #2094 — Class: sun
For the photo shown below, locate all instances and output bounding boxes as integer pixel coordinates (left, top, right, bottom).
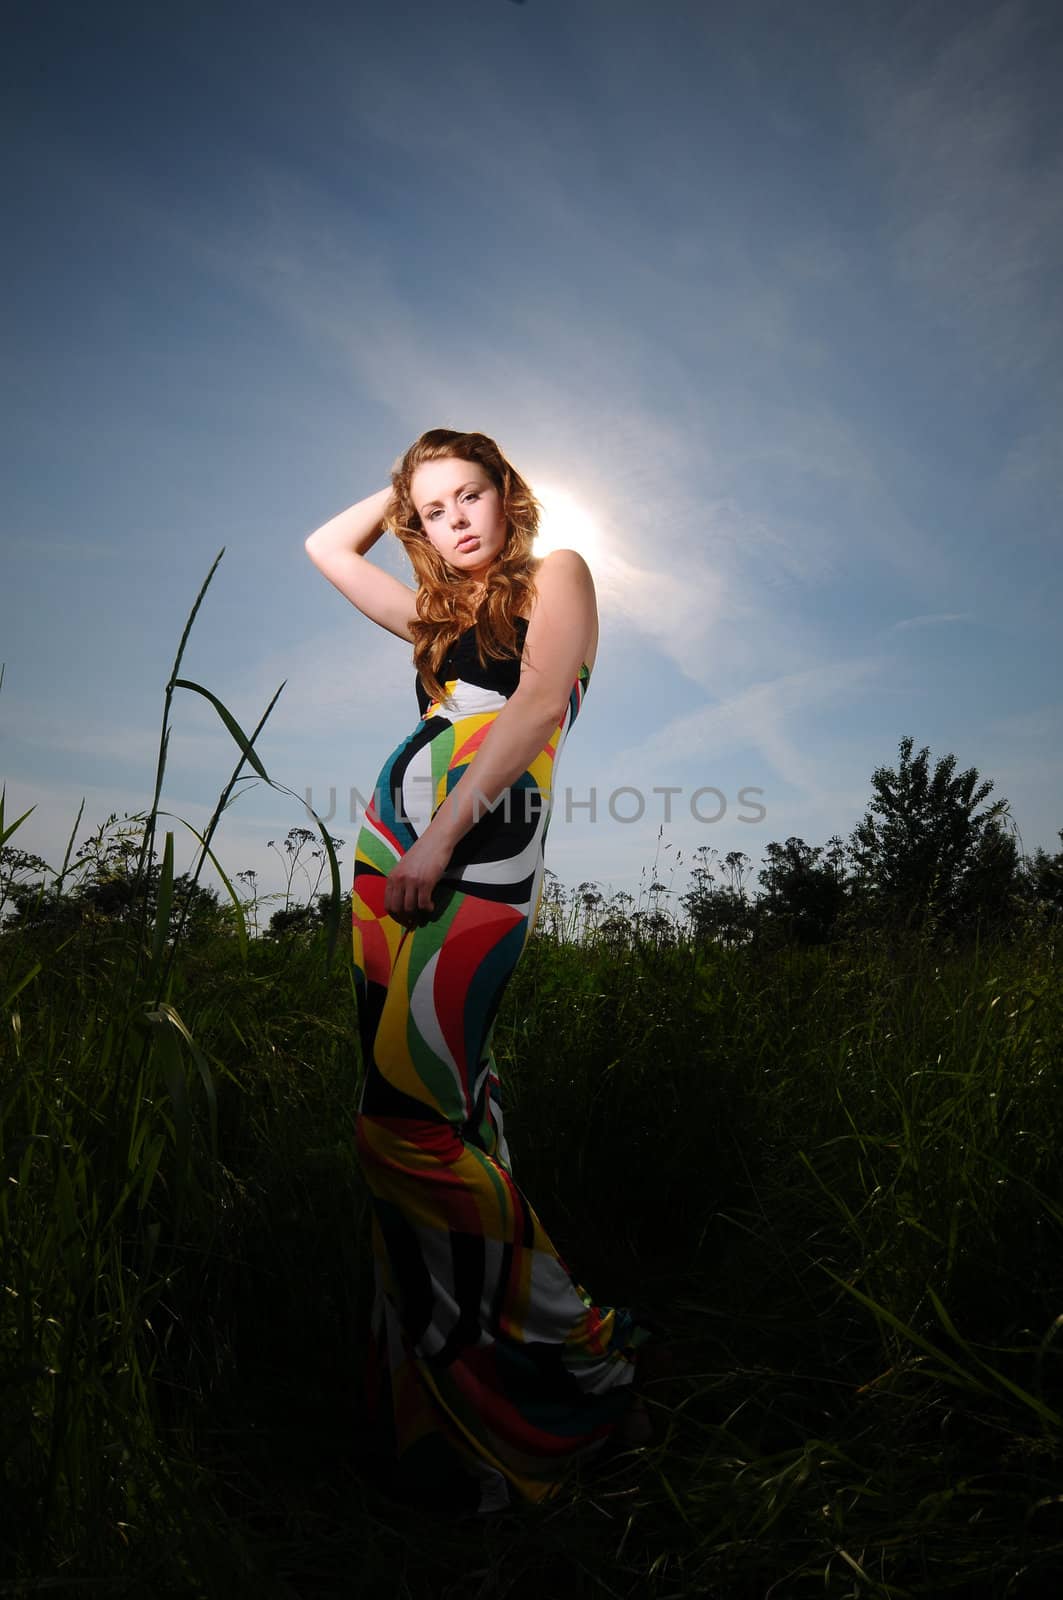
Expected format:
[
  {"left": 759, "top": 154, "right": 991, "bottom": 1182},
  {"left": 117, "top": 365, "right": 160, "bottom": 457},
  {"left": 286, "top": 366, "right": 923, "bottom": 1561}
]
[{"left": 531, "top": 483, "right": 603, "bottom": 565}]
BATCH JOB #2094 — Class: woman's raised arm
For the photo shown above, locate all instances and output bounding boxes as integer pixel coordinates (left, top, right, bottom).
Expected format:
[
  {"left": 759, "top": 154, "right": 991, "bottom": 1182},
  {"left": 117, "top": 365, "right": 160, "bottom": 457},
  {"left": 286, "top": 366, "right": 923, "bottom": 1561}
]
[{"left": 304, "top": 484, "right": 418, "bottom": 642}]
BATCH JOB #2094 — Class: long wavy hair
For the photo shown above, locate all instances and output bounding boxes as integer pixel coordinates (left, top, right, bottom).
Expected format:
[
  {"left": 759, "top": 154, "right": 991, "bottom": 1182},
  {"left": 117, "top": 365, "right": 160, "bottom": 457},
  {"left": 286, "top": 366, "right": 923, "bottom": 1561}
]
[{"left": 384, "top": 428, "right": 543, "bottom": 706}]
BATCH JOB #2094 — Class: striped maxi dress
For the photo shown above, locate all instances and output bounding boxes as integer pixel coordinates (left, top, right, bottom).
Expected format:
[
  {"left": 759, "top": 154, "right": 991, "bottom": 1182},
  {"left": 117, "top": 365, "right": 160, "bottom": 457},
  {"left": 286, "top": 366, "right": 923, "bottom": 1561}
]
[{"left": 351, "top": 617, "right": 652, "bottom": 1512}]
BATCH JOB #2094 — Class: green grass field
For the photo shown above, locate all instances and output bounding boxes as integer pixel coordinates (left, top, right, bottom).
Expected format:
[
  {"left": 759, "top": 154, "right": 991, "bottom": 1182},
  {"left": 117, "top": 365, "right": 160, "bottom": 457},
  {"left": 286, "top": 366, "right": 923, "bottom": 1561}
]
[{"left": 2, "top": 892, "right": 1061, "bottom": 1597}]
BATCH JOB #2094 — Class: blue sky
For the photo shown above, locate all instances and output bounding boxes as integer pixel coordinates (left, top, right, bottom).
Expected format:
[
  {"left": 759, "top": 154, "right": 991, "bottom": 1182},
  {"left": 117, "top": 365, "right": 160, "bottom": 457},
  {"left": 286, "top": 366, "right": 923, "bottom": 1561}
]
[{"left": 3, "top": 0, "right": 1061, "bottom": 922}]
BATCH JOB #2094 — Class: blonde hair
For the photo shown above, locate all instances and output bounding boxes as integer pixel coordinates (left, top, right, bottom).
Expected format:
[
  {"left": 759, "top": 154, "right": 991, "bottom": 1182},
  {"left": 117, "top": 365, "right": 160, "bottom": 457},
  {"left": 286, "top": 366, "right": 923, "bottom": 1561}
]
[{"left": 385, "top": 428, "right": 542, "bottom": 707}]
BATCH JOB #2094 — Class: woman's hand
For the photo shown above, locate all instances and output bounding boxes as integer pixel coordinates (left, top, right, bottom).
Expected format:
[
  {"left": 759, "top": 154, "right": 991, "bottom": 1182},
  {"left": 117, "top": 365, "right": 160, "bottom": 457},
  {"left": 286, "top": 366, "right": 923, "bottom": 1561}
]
[{"left": 384, "top": 831, "right": 452, "bottom": 928}]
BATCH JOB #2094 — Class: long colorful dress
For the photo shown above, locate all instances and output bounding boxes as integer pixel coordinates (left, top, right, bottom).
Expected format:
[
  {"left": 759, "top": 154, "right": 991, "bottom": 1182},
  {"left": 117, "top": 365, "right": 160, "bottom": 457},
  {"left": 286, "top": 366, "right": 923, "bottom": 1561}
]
[{"left": 351, "top": 617, "right": 652, "bottom": 1512}]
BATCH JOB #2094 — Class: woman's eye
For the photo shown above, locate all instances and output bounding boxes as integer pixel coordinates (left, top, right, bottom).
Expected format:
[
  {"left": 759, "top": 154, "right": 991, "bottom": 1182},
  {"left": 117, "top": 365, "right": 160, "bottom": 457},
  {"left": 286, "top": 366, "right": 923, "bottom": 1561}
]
[{"left": 427, "top": 493, "right": 478, "bottom": 521}]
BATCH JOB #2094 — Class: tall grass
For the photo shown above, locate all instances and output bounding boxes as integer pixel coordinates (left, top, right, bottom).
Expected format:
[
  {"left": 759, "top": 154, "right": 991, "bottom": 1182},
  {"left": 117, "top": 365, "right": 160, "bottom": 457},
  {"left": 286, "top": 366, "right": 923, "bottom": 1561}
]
[{"left": 1, "top": 566, "right": 1061, "bottom": 1596}]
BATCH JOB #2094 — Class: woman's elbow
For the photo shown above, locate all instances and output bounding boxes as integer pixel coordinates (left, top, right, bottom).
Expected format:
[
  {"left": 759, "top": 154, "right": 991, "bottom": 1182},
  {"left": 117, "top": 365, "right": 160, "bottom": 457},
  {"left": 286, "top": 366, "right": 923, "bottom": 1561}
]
[{"left": 518, "top": 686, "right": 569, "bottom": 729}]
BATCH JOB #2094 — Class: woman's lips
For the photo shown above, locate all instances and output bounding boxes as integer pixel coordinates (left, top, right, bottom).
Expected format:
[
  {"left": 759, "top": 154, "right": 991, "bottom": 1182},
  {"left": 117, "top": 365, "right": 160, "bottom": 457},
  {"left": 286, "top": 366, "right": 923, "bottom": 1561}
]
[{"left": 456, "top": 536, "right": 478, "bottom": 551}]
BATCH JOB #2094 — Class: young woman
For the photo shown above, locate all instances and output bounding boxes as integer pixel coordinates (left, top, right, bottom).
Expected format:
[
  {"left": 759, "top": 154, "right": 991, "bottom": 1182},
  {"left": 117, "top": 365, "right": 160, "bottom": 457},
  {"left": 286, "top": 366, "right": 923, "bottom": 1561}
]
[{"left": 305, "top": 428, "right": 654, "bottom": 1514}]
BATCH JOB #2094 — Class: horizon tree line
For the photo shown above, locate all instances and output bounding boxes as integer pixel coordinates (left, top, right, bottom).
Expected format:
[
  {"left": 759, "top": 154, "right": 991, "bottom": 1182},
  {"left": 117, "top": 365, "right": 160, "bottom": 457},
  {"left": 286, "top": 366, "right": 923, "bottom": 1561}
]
[{"left": 2, "top": 735, "right": 1061, "bottom": 948}]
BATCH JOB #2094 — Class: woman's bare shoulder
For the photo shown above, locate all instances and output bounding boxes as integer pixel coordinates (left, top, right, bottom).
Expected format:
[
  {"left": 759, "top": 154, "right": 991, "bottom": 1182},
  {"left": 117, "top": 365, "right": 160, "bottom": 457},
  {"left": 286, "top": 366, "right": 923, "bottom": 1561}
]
[{"left": 521, "top": 549, "right": 598, "bottom": 674}]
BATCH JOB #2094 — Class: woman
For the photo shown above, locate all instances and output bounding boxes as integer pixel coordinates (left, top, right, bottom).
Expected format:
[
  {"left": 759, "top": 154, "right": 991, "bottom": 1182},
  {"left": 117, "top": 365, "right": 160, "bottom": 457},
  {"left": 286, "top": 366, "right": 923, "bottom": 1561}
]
[{"left": 305, "top": 428, "right": 654, "bottom": 1514}]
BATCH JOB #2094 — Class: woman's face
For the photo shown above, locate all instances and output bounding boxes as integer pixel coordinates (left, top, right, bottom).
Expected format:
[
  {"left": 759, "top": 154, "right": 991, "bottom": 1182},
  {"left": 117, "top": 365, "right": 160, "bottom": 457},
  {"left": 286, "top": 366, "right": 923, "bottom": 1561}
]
[{"left": 410, "top": 456, "right": 508, "bottom": 581}]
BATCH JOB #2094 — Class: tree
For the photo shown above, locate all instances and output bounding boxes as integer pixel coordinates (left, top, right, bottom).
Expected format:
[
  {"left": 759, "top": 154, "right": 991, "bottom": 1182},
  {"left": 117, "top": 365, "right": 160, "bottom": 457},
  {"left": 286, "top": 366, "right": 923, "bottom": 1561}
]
[
  {"left": 681, "top": 847, "right": 757, "bottom": 948},
  {"left": 848, "top": 735, "right": 1013, "bottom": 934},
  {"left": 756, "top": 835, "right": 849, "bottom": 945},
  {"left": 952, "top": 818, "right": 1024, "bottom": 937},
  {"left": 266, "top": 903, "right": 314, "bottom": 938},
  {"left": 0, "top": 845, "right": 52, "bottom": 927},
  {"left": 1, "top": 813, "right": 222, "bottom": 943},
  {"left": 312, "top": 888, "right": 353, "bottom": 928},
  {"left": 1021, "top": 829, "right": 1063, "bottom": 927}
]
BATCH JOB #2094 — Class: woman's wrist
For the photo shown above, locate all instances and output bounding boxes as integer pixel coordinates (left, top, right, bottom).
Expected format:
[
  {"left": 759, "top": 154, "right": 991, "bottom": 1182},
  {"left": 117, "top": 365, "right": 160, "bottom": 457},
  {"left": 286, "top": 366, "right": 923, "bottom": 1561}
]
[
  {"left": 352, "top": 486, "right": 394, "bottom": 553},
  {"left": 305, "top": 484, "right": 394, "bottom": 557}
]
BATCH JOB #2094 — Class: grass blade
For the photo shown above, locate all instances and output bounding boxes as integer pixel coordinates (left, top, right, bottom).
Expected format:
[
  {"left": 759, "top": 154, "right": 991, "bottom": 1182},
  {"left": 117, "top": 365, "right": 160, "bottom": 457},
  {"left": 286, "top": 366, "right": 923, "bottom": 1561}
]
[
  {"left": 149, "top": 830, "right": 175, "bottom": 991},
  {"left": 157, "top": 812, "right": 249, "bottom": 963},
  {"left": 0, "top": 786, "right": 37, "bottom": 848},
  {"left": 927, "top": 1285, "right": 1063, "bottom": 1427},
  {"left": 172, "top": 679, "right": 272, "bottom": 780},
  {"left": 822, "top": 1267, "right": 994, "bottom": 1398}
]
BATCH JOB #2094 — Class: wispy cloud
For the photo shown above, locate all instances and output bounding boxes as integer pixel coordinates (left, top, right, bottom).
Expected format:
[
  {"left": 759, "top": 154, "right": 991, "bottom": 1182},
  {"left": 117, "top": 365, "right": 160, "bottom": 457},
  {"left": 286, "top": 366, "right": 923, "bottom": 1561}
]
[
  {"left": 225, "top": 619, "right": 417, "bottom": 745},
  {"left": 982, "top": 701, "right": 1063, "bottom": 744},
  {"left": 890, "top": 612, "right": 975, "bottom": 631},
  {"left": 3, "top": 702, "right": 230, "bottom": 772},
  {"left": 601, "top": 652, "right": 885, "bottom": 801}
]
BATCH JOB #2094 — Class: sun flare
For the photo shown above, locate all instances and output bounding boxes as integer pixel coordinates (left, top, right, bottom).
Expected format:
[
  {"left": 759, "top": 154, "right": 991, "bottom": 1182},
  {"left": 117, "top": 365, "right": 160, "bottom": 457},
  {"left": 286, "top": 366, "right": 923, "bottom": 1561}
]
[{"left": 532, "top": 483, "right": 603, "bottom": 565}]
